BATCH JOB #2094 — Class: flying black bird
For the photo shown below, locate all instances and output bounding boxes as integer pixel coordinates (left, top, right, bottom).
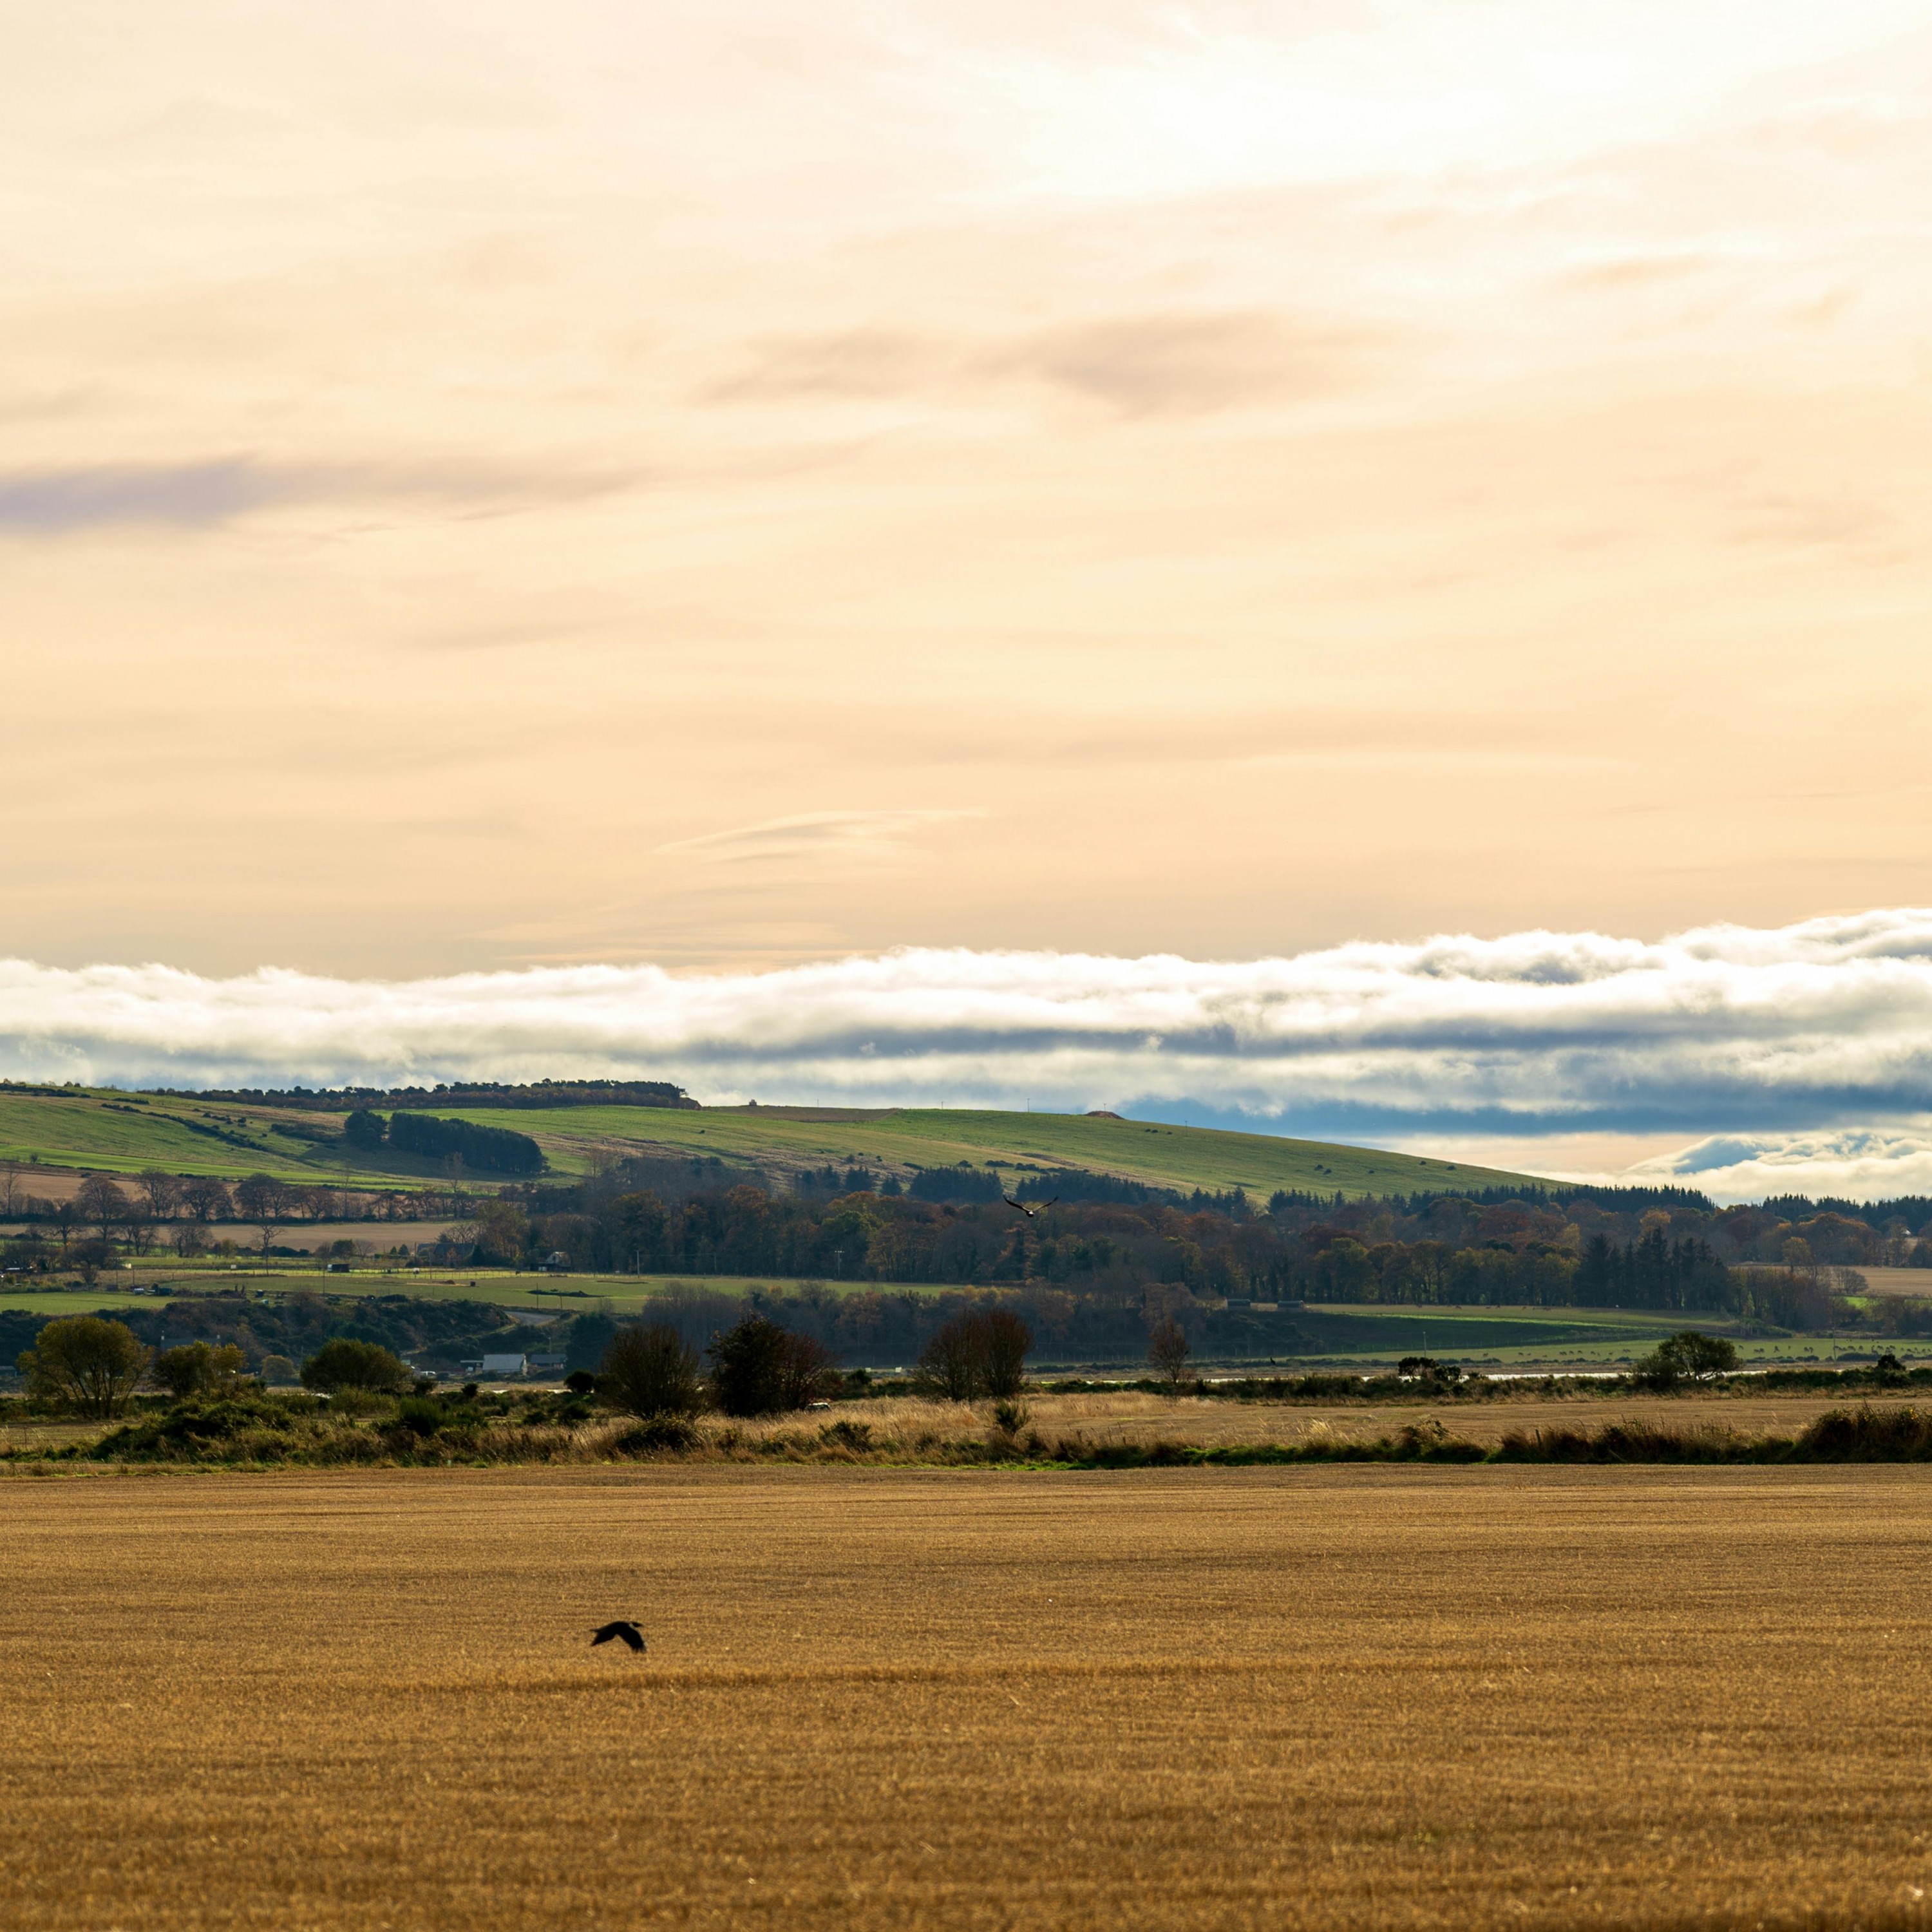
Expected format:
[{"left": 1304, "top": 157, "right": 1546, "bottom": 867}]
[
  {"left": 1001, "top": 1193, "right": 1057, "bottom": 1219},
  {"left": 591, "top": 1620, "right": 647, "bottom": 1653}
]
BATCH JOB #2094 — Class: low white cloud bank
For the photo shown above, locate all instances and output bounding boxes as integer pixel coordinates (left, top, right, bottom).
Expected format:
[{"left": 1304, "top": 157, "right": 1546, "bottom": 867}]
[
  {"left": 13, "top": 909, "right": 1932, "bottom": 1201},
  {"left": 1625, "top": 1130, "right": 1932, "bottom": 1204}
]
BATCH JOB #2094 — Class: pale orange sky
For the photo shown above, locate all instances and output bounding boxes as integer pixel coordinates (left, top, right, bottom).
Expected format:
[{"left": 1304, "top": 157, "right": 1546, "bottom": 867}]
[{"left": 5, "top": 1, "right": 1931, "bottom": 977}]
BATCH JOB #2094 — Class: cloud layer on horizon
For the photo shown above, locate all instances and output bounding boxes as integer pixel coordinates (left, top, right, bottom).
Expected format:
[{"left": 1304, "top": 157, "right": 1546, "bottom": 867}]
[{"left": 14, "top": 909, "right": 1932, "bottom": 1200}]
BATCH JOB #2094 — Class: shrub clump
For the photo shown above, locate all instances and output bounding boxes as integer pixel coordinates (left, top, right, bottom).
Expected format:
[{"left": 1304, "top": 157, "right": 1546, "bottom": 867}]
[
  {"left": 708, "top": 1316, "right": 833, "bottom": 1417},
  {"left": 155, "top": 1341, "right": 248, "bottom": 1400},
  {"left": 301, "top": 1338, "right": 410, "bottom": 1394},
  {"left": 600, "top": 1323, "right": 703, "bottom": 1418},
  {"left": 93, "top": 1396, "right": 300, "bottom": 1462},
  {"left": 612, "top": 1414, "right": 699, "bottom": 1455}
]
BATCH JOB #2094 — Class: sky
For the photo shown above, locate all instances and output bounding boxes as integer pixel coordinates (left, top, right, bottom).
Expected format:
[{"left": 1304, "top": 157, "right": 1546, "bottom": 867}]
[{"left": 5, "top": 3, "right": 1932, "bottom": 1195}]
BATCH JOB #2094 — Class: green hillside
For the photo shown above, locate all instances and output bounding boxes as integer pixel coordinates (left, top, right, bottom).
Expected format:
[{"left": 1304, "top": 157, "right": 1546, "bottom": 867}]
[
  {"left": 431, "top": 1104, "right": 1548, "bottom": 1198},
  {"left": 0, "top": 1084, "right": 1550, "bottom": 1200}
]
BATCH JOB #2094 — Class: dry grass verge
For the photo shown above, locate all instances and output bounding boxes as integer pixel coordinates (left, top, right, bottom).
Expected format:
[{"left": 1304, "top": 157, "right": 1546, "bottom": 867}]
[{"left": 14, "top": 1390, "right": 1932, "bottom": 1468}]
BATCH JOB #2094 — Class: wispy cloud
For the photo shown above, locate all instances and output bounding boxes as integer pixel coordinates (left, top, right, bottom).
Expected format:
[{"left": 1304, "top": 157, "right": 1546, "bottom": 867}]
[
  {"left": 703, "top": 310, "right": 1376, "bottom": 416},
  {"left": 654, "top": 809, "right": 982, "bottom": 865},
  {"left": 981, "top": 310, "right": 1375, "bottom": 416},
  {"left": 0, "top": 461, "right": 275, "bottom": 531},
  {"left": 0, "top": 457, "right": 641, "bottom": 533},
  {"left": 14, "top": 909, "right": 1932, "bottom": 1198}
]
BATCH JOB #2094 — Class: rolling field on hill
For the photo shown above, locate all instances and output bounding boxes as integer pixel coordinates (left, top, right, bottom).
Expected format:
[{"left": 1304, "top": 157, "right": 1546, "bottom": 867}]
[
  {"left": 450, "top": 1103, "right": 1545, "bottom": 1196},
  {"left": 0, "top": 1086, "right": 1548, "bottom": 1198}
]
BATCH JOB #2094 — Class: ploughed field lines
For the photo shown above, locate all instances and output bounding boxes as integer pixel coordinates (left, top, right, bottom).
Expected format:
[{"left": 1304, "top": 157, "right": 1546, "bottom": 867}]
[{"left": 6, "top": 1467, "right": 1932, "bottom": 1928}]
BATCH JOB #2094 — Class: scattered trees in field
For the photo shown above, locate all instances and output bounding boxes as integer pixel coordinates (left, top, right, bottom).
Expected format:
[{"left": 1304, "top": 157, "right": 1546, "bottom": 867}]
[
  {"left": 600, "top": 1323, "right": 703, "bottom": 1418},
  {"left": 301, "top": 1338, "right": 410, "bottom": 1394},
  {"left": 17, "top": 1315, "right": 148, "bottom": 1418}
]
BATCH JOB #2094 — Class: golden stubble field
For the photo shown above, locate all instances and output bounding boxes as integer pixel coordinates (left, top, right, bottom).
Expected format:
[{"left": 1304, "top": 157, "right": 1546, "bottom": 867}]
[{"left": 7, "top": 1468, "right": 1932, "bottom": 1931}]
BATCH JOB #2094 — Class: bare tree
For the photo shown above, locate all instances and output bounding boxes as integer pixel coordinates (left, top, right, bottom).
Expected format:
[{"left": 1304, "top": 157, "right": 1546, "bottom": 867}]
[
  {"left": 74, "top": 1174, "right": 129, "bottom": 1243},
  {"left": 182, "top": 1175, "right": 231, "bottom": 1223},
  {"left": 233, "top": 1173, "right": 290, "bottom": 1255},
  {"left": 915, "top": 1306, "right": 1033, "bottom": 1401},
  {"left": 122, "top": 1197, "right": 156, "bottom": 1257},
  {"left": 1148, "top": 1318, "right": 1193, "bottom": 1393},
  {"left": 138, "top": 1170, "right": 183, "bottom": 1222}
]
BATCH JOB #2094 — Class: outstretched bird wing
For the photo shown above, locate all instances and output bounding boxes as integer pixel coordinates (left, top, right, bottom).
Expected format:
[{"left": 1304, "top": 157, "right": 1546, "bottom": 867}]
[{"left": 591, "top": 1620, "right": 646, "bottom": 1652}]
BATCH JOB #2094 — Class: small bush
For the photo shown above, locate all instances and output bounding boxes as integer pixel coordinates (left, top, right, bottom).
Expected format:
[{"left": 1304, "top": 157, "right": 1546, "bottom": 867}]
[
  {"left": 1795, "top": 1403, "right": 1932, "bottom": 1460},
  {"left": 613, "top": 1414, "right": 698, "bottom": 1454},
  {"left": 390, "top": 1396, "right": 446, "bottom": 1438},
  {"left": 325, "top": 1387, "right": 386, "bottom": 1418},
  {"left": 991, "top": 1399, "right": 1030, "bottom": 1438},
  {"left": 820, "top": 1417, "right": 873, "bottom": 1452}
]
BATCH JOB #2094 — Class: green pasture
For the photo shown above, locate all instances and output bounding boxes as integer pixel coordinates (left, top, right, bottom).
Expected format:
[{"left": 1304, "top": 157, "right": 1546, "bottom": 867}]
[
  {"left": 0, "top": 1084, "right": 1551, "bottom": 1202},
  {"left": 1287, "top": 1303, "right": 1932, "bottom": 1369},
  {"left": 0, "top": 1089, "right": 392, "bottom": 1186},
  {"left": 0, "top": 1266, "right": 964, "bottom": 1321}
]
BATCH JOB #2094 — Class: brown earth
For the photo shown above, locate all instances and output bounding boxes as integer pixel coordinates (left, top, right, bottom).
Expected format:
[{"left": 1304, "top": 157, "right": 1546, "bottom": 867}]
[
  {"left": 6, "top": 1466, "right": 1932, "bottom": 1929},
  {"left": 1852, "top": 1267, "right": 1932, "bottom": 1298}
]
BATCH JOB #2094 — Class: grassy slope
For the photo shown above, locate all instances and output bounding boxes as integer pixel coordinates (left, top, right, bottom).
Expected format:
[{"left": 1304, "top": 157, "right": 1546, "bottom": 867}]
[
  {"left": 420, "top": 1103, "right": 1549, "bottom": 1198},
  {"left": 0, "top": 1091, "right": 334, "bottom": 1182},
  {"left": 0, "top": 1088, "right": 1550, "bottom": 1198}
]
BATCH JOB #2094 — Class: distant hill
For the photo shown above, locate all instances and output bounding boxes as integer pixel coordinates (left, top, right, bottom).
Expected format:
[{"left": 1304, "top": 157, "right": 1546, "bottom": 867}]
[
  {"left": 176, "top": 1079, "right": 698, "bottom": 1112},
  {"left": 0, "top": 1083, "right": 1551, "bottom": 1199},
  {"left": 342, "top": 1099, "right": 1550, "bottom": 1198}
]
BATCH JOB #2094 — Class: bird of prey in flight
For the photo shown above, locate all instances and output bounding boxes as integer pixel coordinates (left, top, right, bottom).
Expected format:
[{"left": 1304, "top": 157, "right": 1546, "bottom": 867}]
[
  {"left": 1002, "top": 1193, "right": 1057, "bottom": 1219},
  {"left": 591, "top": 1620, "right": 647, "bottom": 1653}
]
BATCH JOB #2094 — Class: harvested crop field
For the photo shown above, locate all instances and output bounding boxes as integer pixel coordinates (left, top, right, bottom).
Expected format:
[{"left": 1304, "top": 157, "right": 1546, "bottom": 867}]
[{"left": 7, "top": 1468, "right": 1932, "bottom": 1930}]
